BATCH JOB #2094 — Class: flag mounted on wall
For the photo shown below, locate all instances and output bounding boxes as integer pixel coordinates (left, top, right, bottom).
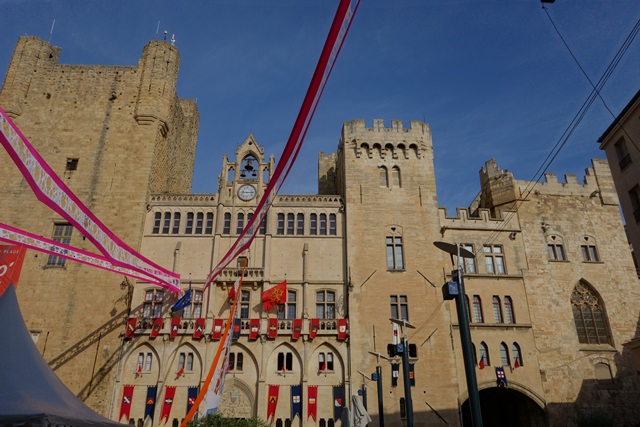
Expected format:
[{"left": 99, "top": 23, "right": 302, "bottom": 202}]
[
  {"left": 212, "top": 319, "right": 223, "bottom": 340},
  {"left": 160, "top": 386, "right": 176, "bottom": 424},
  {"left": 291, "top": 385, "right": 302, "bottom": 420},
  {"left": 186, "top": 386, "right": 198, "bottom": 415},
  {"left": 309, "top": 318, "right": 320, "bottom": 339},
  {"left": 249, "top": 319, "right": 260, "bottom": 340},
  {"left": 496, "top": 367, "right": 507, "bottom": 387},
  {"left": 232, "top": 318, "right": 242, "bottom": 340},
  {"left": 118, "top": 385, "right": 134, "bottom": 422},
  {"left": 409, "top": 363, "right": 415, "bottom": 386},
  {"left": 333, "top": 385, "right": 344, "bottom": 420},
  {"left": 308, "top": 385, "right": 318, "bottom": 421},
  {"left": 193, "top": 318, "right": 205, "bottom": 339},
  {"left": 170, "top": 317, "right": 181, "bottom": 338},
  {"left": 0, "top": 244, "right": 26, "bottom": 297},
  {"left": 267, "top": 384, "right": 280, "bottom": 422},
  {"left": 479, "top": 355, "right": 485, "bottom": 370},
  {"left": 150, "top": 317, "right": 163, "bottom": 338},
  {"left": 268, "top": 318, "right": 278, "bottom": 339},
  {"left": 391, "top": 363, "right": 400, "bottom": 387},
  {"left": 125, "top": 318, "right": 137, "bottom": 339},
  {"left": 144, "top": 386, "right": 158, "bottom": 422},
  {"left": 262, "top": 280, "right": 286, "bottom": 311},
  {"left": 337, "top": 318, "right": 348, "bottom": 340},
  {"left": 292, "top": 319, "right": 303, "bottom": 340}
]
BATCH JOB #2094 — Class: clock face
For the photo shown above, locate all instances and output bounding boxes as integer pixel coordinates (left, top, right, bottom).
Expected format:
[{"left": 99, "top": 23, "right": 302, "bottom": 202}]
[{"left": 238, "top": 184, "right": 257, "bottom": 201}]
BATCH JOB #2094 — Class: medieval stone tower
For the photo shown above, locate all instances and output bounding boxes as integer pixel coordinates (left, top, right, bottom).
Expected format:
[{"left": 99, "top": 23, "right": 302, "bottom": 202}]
[
  {"left": 329, "top": 119, "right": 462, "bottom": 425},
  {"left": 0, "top": 36, "right": 198, "bottom": 414}
]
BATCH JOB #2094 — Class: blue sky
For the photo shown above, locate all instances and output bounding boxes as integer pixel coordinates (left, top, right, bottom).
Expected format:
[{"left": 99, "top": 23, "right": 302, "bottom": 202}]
[{"left": 1, "top": 0, "right": 639, "bottom": 213}]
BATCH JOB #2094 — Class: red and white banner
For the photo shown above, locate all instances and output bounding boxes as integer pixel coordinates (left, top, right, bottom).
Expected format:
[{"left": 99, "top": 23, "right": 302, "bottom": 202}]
[
  {"left": 170, "top": 317, "right": 181, "bottom": 338},
  {"left": 292, "top": 319, "right": 303, "bottom": 340},
  {"left": 338, "top": 318, "right": 348, "bottom": 340},
  {"left": 119, "top": 384, "right": 135, "bottom": 422},
  {"left": 308, "top": 385, "right": 318, "bottom": 421},
  {"left": 160, "top": 386, "right": 176, "bottom": 424},
  {"left": 150, "top": 318, "right": 163, "bottom": 338},
  {"left": 0, "top": 223, "right": 163, "bottom": 285},
  {"left": 268, "top": 318, "right": 278, "bottom": 339},
  {"left": 193, "top": 318, "right": 205, "bottom": 339},
  {"left": 202, "top": 0, "right": 360, "bottom": 292},
  {"left": 125, "top": 318, "right": 137, "bottom": 339},
  {"left": 267, "top": 384, "right": 280, "bottom": 422},
  {"left": 0, "top": 244, "right": 26, "bottom": 297},
  {"left": 249, "top": 318, "right": 260, "bottom": 340},
  {"left": 309, "top": 318, "right": 320, "bottom": 339},
  {"left": 0, "top": 110, "right": 180, "bottom": 292},
  {"left": 211, "top": 319, "right": 223, "bottom": 340}
]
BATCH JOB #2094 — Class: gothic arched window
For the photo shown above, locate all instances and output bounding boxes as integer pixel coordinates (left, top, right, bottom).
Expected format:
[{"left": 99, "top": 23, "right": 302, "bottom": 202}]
[{"left": 571, "top": 281, "right": 611, "bottom": 345}]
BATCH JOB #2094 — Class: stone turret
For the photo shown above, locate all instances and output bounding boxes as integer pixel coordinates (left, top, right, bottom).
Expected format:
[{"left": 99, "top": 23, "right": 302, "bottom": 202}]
[
  {"left": 134, "top": 40, "right": 181, "bottom": 136},
  {"left": 0, "top": 36, "right": 61, "bottom": 118}
]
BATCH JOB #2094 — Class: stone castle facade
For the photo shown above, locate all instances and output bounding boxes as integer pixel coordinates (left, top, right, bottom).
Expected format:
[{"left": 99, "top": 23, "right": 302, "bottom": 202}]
[
  {"left": 2, "top": 37, "right": 640, "bottom": 426},
  {"left": 0, "top": 36, "right": 198, "bottom": 413}
]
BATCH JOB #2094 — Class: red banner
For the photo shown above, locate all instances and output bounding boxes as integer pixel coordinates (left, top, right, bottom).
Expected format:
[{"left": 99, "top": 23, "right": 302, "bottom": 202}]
[
  {"left": 211, "top": 319, "right": 223, "bottom": 340},
  {"left": 170, "top": 317, "right": 181, "bottom": 338},
  {"left": 337, "top": 318, "right": 348, "bottom": 340},
  {"left": 292, "top": 319, "right": 303, "bottom": 340},
  {"left": 150, "top": 317, "right": 163, "bottom": 338},
  {"left": 125, "top": 318, "right": 137, "bottom": 339},
  {"left": 262, "top": 280, "right": 287, "bottom": 311},
  {"left": 249, "top": 319, "right": 260, "bottom": 340},
  {"left": 268, "top": 318, "right": 278, "bottom": 339},
  {"left": 267, "top": 384, "right": 279, "bottom": 422},
  {"left": 308, "top": 385, "right": 318, "bottom": 421},
  {"left": 0, "top": 244, "right": 26, "bottom": 297},
  {"left": 309, "top": 318, "right": 320, "bottom": 339},
  {"left": 160, "top": 386, "right": 176, "bottom": 424},
  {"left": 119, "top": 384, "right": 134, "bottom": 422},
  {"left": 193, "top": 318, "right": 205, "bottom": 339}
]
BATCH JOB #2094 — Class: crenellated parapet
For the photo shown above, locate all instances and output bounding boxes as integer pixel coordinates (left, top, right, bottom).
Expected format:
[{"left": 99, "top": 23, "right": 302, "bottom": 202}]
[
  {"left": 340, "top": 119, "right": 432, "bottom": 160},
  {"left": 478, "top": 158, "right": 619, "bottom": 214}
]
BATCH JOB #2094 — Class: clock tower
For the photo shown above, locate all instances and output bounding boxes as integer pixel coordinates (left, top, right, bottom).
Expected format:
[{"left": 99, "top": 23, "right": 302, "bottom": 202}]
[{"left": 217, "top": 133, "right": 274, "bottom": 206}]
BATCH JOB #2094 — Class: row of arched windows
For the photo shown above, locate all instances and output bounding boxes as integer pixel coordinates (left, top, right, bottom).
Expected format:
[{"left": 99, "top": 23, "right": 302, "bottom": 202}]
[
  {"left": 277, "top": 213, "right": 337, "bottom": 236},
  {"left": 152, "top": 212, "right": 214, "bottom": 235},
  {"left": 547, "top": 235, "right": 601, "bottom": 262},
  {"left": 474, "top": 341, "right": 523, "bottom": 368},
  {"left": 151, "top": 211, "right": 338, "bottom": 236}
]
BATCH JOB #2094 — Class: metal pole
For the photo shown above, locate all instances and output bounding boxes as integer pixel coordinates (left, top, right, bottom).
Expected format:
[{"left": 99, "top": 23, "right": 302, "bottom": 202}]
[
  {"left": 400, "top": 335, "right": 414, "bottom": 427},
  {"left": 376, "top": 365, "right": 385, "bottom": 427},
  {"left": 453, "top": 269, "right": 483, "bottom": 427}
]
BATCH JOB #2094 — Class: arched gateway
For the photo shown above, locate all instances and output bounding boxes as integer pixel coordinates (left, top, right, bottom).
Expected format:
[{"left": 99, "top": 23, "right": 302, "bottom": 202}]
[{"left": 461, "top": 386, "right": 547, "bottom": 427}]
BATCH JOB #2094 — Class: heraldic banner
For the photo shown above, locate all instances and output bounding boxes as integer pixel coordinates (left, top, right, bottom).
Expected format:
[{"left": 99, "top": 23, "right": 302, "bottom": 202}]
[
  {"left": 160, "top": 386, "right": 177, "bottom": 424},
  {"left": 118, "top": 384, "right": 134, "bottom": 422},
  {"left": 267, "top": 384, "right": 280, "bottom": 421}
]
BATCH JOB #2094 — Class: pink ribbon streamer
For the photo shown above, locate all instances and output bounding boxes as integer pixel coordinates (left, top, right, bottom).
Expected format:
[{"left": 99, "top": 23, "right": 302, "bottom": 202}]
[
  {"left": 204, "top": 0, "right": 360, "bottom": 291},
  {"left": 0, "top": 110, "right": 180, "bottom": 292},
  {"left": 0, "top": 222, "right": 165, "bottom": 285}
]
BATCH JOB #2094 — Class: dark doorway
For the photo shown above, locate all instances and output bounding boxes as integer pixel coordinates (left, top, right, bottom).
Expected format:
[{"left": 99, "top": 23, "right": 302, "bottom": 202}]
[{"left": 461, "top": 387, "right": 547, "bottom": 427}]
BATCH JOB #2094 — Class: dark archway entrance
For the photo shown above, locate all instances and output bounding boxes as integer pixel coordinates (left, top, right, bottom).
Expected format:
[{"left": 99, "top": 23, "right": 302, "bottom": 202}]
[{"left": 461, "top": 387, "right": 547, "bottom": 427}]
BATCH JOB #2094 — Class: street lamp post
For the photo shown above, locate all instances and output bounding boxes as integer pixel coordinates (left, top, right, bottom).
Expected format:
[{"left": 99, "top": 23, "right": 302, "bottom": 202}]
[
  {"left": 389, "top": 318, "right": 416, "bottom": 427},
  {"left": 434, "top": 241, "right": 483, "bottom": 427},
  {"left": 368, "top": 351, "right": 389, "bottom": 427}
]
